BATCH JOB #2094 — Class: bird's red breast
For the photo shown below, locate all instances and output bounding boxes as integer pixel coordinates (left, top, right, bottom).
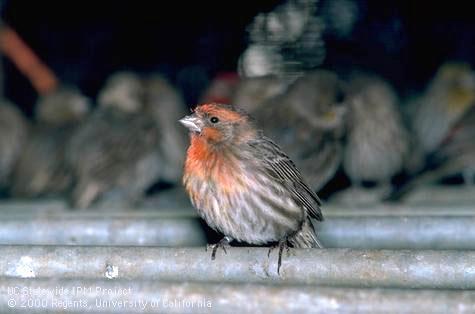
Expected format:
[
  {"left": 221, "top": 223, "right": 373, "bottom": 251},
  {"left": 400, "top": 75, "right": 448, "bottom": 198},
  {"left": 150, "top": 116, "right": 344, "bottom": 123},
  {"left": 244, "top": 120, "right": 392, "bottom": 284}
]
[{"left": 184, "top": 133, "right": 244, "bottom": 198}]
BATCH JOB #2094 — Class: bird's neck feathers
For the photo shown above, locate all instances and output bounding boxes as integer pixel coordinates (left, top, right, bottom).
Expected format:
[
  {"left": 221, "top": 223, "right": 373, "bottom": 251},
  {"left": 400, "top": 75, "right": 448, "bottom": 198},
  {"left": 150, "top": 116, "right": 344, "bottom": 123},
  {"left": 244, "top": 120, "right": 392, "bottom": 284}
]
[
  {"left": 187, "top": 133, "right": 237, "bottom": 162},
  {"left": 184, "top": 114, "right": 259, "bottom": 177},
  {"left": 188, "top": 134, "right": 217, "bottom": 164},
  {"left": 184, "top": 134, "right": 240, "bottom": 187}
]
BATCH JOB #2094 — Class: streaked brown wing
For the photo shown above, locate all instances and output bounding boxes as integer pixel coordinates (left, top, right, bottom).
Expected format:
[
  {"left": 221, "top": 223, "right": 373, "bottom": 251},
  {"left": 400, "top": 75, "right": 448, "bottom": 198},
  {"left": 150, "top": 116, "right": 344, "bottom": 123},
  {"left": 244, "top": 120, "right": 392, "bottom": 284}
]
[
  {"left": 248, "top": 136, "right": 323, "bottom": 221},
  {"left": 68, "top": 109, "right": 159, "bottom": 182}
]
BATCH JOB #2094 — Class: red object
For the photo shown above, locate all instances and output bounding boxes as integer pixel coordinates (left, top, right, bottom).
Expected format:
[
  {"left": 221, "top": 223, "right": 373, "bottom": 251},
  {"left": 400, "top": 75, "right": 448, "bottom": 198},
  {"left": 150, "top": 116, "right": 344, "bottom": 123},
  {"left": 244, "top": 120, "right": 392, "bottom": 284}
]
[
  {"left": 199, "top": 72, "right": 240, "bottom": 104},
  {"left": 0, "top": 26, "right": 59, "bottom": 95}
]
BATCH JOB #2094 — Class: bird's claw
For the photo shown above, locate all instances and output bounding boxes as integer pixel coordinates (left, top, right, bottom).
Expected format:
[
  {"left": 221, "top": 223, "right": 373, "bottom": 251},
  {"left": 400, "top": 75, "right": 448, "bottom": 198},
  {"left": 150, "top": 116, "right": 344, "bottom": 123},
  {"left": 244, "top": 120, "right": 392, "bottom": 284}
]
[
  {"left": 268, "top": 240, "right": 289, "bottom": 275},
  {"left": 209, "top": 236, "right": 232, "bottom": 260},
  {"left": 267, "top": 243, "right": 278, "bottom": 258}
]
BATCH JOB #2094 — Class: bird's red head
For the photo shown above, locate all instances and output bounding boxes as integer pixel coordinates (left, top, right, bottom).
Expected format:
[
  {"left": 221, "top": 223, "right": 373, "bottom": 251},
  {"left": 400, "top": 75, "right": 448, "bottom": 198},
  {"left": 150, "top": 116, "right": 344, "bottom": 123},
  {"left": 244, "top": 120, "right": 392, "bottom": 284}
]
[{"left": 179, "top": 103, "right": 256, "bottom": 145}]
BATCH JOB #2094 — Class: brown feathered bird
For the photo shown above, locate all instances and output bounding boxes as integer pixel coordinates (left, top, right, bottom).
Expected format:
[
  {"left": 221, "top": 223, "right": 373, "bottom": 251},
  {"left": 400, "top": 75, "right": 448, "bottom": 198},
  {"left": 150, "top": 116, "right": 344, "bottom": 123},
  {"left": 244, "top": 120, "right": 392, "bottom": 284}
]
[
  {"left": 67, "top": 72, "right": 162, "bottom": 208},
  {"left": 388, "top": 106, "right": 475, "bottom": 200},
  {"left": 436, "top": 106, "right": 475, "bottom": 183},
  {"left": 0, "top": 100, "right": 28, "bottom": 190},
  {"left": 145, "top": 74, "right": 188, "bottom": 184},
  {"left": 180, "top": 103, "right": 324, "bottom": 273},
  {"left": 231, "top": 75, "right": 286, "bottom": 113},
  {"left": 199, "top": 72, "right": 240, "bottom": 105},
  {"left": 343, "top": 72, "right": 409, "bottom": 187},
  {"left": 250, "top": 70, "right": 347, "bottom": 191},
  {"left": 429, "top": 106, "right": 475, "bottom": 185},
  {"left": 239, "top": 0, "right": 325, "bottom": 80},
  {"left": 411, "top": 62, "right": 475, "bottom": 155},
  {"left": 11, "top": 86, "right": 90, "bottom": 197}
]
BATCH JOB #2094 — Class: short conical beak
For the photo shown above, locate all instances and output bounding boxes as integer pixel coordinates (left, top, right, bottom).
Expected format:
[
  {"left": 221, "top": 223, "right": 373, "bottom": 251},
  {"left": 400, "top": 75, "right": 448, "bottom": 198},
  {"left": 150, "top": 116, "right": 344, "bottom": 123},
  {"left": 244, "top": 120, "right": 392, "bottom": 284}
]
[{"left": 179, "top": 115, "right": 203, "bottom": 133}]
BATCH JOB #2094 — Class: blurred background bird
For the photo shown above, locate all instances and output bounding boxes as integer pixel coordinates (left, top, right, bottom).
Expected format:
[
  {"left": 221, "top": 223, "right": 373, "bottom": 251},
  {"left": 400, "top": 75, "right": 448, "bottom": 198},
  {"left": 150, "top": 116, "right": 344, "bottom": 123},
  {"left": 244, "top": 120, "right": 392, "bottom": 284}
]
[
  {"left": 0, "top": 100, "right": 28, "bottom": 194},
  {"left": 388, "top": 105, "right": 475, "bottom": 200},
  {"left": 231, "top": 74, "right": 286, "bottom": 113},
  {"left": 399, "top": 62, "right": 475, "bottom": 178},
  {"left": 340, "top": 72, "right": 409, "bottom": 200},
  {"left": 428, "top": 106, "right": 475, "bottom": 186},
  {"left": 66, "top": 71, "right": 165, "bottom": 209},
  {"left": 410, "top": 62, "right": 475, "bottom": 156},
  {"left": 144, "top": 74, "right": 188, "bottom": 185},
  {"left": 199, "top": 72, "right": 240, "bottom": 105},
  {"left": 10, "top": 86, "right": 90, "bottom": 198},
  {"left": 239, "top": 0, "right": 325, "bottom": 81},
  {"left": 249, "top": 70, "right": 347, "bottom": 192}
]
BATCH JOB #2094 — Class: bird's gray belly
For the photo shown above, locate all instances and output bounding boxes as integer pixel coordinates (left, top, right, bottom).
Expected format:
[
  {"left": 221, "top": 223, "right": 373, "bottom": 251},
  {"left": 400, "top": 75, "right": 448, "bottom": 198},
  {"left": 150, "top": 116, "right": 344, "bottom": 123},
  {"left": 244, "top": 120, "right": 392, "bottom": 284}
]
[{"left": 192, "top": 180, "right": 303, "bottom": 244}]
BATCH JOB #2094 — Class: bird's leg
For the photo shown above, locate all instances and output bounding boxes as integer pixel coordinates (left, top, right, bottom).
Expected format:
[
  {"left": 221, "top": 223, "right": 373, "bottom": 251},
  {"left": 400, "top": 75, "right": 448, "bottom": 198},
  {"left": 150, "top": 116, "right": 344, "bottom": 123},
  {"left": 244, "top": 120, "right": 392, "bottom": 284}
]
[
  {"left": 268, "top": 240, "right": 289, "bottom": 274},
  {"left": 277, "top": 239, "right": 290, "bottom": 275},
  {"left": 72, "top": 181, "right": 102, "bottom": 209},
  {"left": 267, "top": 245, "right": 275, "bottom": 258},
  {"left": 208, "top": 236, "right": 233, "bottom": 260},
  {"left": 267, "top": 241, "right": 280, "bottom": 258}
]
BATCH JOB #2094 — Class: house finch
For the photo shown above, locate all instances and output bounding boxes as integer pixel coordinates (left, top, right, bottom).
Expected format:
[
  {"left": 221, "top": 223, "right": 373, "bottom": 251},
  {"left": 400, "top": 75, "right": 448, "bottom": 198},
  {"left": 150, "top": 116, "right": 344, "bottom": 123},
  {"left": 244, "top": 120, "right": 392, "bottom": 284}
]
[
  {"left": 0, "top": 100, "right": 28, "bottom": 190},
  {"left": 180, "top": 103, "right": 324, "bottom": 273},
  {"left": 388, "top": 106, "right": 475, "bottom": 200},
  {"left": 240, "top": 0, "right": 325, "bottom": 80},
  {"left": 231, "top": 75, "right": 286, "bottom": 113},
  {"left": 199, "top": 72, "right": 240, "bottom": 105},
  {"left": 67, "top": 71, "right": 162, "bottom": 208},
  {"left": 250, "top": 70, "right": 347, "bottom": 191},
  {"left": 145, "top": 74, "right": 189, "bottom": 184},
  {"left": 343, "top": 72, "right": 409, "bottom": 187},
  {"left": 11, "top": 86, "right": 90, "bottom": 197},
  {"left": 429, "top": 105, "right": 475, "bottom": 185},
  {"left": 410, "top": 62, "right": 475, "bottom": 155}
]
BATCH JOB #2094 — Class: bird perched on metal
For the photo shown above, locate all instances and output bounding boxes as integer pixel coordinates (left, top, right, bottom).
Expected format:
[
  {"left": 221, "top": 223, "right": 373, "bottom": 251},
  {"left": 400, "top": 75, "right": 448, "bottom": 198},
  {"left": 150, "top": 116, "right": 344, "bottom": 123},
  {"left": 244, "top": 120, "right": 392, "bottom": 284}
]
[
  {"left": 180, "top": 103, "right": 324, "bottom": 273},
  {"left": 435, "top": 106, "right": 475, "bottom": 184},
  {"left": 11, "top": 86, "right": 90, "bottom": 198},
  {"left": 342, "top": 72, "right": 409, "bottom": 188},
  {"left": 67, "top": 72, "right": 162, "bottom": 208},
  {"left": 388, "top": 106, "right": 475, "bottom": 200},
  {"left": 410, "top": 62, "right": 475, "bottom": 155},
  {"left": 0, "top": 100, "right": 28, "bottom": 192},
  {"left": 250, "top": 70, "right": 347, "bottom": 191}
]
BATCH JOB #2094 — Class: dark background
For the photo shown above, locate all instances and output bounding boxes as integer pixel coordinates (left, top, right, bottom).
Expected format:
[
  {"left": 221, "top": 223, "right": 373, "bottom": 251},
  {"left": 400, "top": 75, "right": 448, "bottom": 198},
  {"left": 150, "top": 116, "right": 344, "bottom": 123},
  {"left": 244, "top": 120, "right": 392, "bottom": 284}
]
[{"left": 2, "top": 0, "right": 475, "bottom": 117}]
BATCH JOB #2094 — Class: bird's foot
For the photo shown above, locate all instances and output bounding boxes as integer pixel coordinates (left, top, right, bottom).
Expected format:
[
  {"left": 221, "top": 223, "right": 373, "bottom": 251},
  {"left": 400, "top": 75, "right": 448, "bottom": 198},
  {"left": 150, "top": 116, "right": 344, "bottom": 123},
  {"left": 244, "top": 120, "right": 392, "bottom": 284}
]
[
  {"left": 268, "top": 240, "right": 289, "bottom": 275},
  {"left": 207, "top": 236, "right": 233, "bottom": 260}
]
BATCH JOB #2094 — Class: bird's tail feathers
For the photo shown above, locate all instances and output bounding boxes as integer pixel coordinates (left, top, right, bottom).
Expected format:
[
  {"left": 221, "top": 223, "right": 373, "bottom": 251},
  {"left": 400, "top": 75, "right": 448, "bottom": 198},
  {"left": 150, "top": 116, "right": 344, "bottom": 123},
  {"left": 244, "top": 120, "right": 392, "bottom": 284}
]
[{"left": 289, "top": 218, "right": 324, "bottom": 248}]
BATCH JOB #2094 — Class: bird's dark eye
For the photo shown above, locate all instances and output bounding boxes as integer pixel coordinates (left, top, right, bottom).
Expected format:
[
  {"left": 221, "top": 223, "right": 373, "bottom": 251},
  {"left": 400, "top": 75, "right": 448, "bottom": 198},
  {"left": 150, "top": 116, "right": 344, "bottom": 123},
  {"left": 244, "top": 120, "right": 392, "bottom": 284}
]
[{"left": 210, "top": 116, "right": 219, "bottom": 123}]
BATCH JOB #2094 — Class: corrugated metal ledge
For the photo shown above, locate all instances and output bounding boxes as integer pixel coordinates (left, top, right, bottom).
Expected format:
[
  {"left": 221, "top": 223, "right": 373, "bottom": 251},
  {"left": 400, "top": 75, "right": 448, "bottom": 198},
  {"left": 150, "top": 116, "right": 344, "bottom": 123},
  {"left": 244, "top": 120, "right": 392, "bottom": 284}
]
[
  {"left": 0, "top": 216, "right": 474, "bottom": 249},
  {"left": 0, "top": 279, "right": 474, "bottom": 313},
  {"left": 1, "top": 246, "right": 474, "bottom": 289},
  {"left": 0, "top": 217, "right": 207, "bottom": 246}
]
